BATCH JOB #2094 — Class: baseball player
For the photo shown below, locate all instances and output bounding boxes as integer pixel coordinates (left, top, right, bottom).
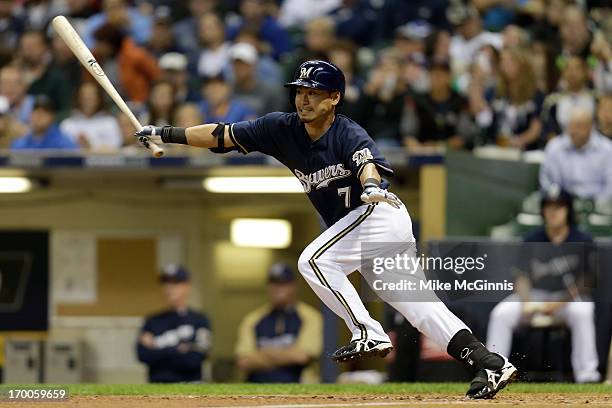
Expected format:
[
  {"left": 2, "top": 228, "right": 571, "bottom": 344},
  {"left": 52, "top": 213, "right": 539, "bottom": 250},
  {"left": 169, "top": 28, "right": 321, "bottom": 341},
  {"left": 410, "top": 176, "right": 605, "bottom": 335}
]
[{"left": 136, "top": 60, "right": 517, "bottom": 398}]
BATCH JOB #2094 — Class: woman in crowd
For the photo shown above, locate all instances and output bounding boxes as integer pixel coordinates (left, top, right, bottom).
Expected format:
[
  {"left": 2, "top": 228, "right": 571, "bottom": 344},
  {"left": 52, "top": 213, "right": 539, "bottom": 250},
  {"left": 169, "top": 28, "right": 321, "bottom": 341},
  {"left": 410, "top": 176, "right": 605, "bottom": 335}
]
[{"left": 60, "top": 81, "right": 122, "bottom": 150}]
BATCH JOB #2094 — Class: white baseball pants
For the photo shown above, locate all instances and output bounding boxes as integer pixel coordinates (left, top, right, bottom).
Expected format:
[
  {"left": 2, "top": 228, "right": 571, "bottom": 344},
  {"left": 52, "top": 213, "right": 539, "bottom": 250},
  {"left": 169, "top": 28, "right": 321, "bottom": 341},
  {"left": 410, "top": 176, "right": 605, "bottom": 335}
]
[
  {"left": 297, "top": 203, "right": 469, "bottom": 348},
  {"left": 487, "top": 291, "right": 601, "bottom": 383}
]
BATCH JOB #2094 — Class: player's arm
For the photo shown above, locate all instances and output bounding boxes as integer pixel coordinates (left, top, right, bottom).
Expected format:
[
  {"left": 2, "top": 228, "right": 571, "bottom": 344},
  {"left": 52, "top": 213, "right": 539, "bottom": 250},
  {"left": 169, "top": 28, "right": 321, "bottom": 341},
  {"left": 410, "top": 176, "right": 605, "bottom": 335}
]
[
  {"left": 134, "top": 123, "right": 236, "bottom": 150},
  {"left": 359, "top": 163, "right": 402, "bottom": 208}
]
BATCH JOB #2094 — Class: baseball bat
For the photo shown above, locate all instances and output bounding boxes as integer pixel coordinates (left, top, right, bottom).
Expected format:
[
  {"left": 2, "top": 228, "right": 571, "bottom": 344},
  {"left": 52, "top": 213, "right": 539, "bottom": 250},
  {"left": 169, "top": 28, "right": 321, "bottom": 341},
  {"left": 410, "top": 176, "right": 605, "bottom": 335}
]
[{"left": 51, "top": 15, "right": 164, "bottom": 157}]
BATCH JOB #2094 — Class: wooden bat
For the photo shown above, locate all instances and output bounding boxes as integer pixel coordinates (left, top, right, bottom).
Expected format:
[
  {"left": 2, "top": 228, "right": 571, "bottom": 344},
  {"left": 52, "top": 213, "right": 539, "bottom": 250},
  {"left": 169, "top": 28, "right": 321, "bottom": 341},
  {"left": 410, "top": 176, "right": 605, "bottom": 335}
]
[{"left": 51, "top": 15, "right": 164, "bottom": 157}]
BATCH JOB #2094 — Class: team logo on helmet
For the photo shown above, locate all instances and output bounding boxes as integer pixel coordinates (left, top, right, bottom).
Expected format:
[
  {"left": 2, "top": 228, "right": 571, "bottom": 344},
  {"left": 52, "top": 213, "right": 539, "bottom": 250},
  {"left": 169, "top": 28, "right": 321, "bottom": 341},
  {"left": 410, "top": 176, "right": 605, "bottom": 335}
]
[{"left": 299, "top": 66, "right": 314, "bottom": 79}]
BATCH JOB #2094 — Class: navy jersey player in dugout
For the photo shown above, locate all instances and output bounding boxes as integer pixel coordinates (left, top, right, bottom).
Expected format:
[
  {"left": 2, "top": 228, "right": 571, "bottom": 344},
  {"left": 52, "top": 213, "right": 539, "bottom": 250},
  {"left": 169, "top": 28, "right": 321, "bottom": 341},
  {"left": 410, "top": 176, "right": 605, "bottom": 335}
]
[{"left": 136, "top": 60, "right": 517, "bottom": 399}]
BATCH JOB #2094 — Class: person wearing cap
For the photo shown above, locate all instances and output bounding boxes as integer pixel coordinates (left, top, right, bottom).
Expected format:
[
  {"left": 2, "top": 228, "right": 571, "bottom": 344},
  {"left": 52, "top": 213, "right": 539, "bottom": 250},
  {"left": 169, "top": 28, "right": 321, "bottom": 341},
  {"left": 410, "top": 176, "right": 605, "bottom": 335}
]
[
  {"left": 11, "top": 95, "right": 77, "bottom": 150},
  {"left": 447, "top": 4, "right": 502, "bottom": 79},
  {"left": 540, "top": 106, "right": 612, "bottom": 200},
  {"left": 137, "top": 264, "right": 212, "bottom": 383},
  {"left": 487, "top": 187, "right": 601, "bottom": 383},
  {"left": 404, "top": 58, "right": 474, "bottom": 152},
  {"left": 235, "top": 263, "right": 323, "bottom": 383},
  {"left": 159, "top": 52, "right": 200, "bottom": 104},
  {"left": 199, "top": 73, "right": 256, "bottom": 123},
  {"left": 230, "top": 42, "right": 284, "bottom": 116},
  {"left": 0, "top": 65, "right": 35, "bottom": 127},
  {"left": 0, "top": 95, "right": 27, "bottom": 149},
  {"left": 146, "top": 7, "right": 180, "bottom": 59}
]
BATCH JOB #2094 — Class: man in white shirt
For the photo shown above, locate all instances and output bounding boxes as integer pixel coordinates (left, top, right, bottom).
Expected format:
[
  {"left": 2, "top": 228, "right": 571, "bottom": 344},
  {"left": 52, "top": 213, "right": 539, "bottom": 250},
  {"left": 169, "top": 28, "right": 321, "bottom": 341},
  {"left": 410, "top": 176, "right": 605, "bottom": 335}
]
[{"left": 540, "top": 107, "right": 612, "bottom": 200}]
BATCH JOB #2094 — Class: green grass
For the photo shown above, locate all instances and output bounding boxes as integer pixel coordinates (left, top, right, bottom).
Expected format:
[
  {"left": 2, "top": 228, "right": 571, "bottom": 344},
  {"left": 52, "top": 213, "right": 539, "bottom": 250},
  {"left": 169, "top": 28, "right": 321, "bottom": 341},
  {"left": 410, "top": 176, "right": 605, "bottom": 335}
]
[{"left": 60, "top": 383, "right": 610, "bottom": 396}]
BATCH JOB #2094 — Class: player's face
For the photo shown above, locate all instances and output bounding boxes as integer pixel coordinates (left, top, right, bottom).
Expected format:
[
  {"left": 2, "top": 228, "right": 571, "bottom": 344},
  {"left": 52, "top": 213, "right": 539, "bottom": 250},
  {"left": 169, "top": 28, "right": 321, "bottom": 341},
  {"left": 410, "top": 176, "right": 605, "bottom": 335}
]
[
  {"left": 163, "top": 282, "right": 191, "bottom": 308},
  {"left": 268, "top": 281, "right": 296, "bottom": 308},
  {"left": 295, "top": 87, "right": 339, "bottom": 123},
  {"left": 543, "top": 202, "right": 569, "bottom": 229}
]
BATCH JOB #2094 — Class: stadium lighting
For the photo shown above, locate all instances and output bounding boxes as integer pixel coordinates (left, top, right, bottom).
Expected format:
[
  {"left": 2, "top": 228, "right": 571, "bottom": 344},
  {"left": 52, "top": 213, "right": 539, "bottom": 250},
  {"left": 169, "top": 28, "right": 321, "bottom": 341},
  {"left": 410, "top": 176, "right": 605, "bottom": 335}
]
[
  {"left": 0, "top": 177, "right": 33, "bottom": 193},
  {"left": 203, "top": 177, "right": 303, "bottom": 193},
  {"left": 231, "top": 218, "right": 292, "bottom": 248}
]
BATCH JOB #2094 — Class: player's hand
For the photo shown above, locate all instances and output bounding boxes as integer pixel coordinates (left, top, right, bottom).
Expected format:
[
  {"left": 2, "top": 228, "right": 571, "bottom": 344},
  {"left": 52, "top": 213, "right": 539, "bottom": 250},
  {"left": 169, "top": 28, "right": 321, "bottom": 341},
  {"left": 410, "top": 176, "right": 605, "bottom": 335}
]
[
  {"left": 360, "top": 185, "right": 402, "bottom": 208},
  {"left": 134, "top": 125, "right": 165, "bottom": 145}
]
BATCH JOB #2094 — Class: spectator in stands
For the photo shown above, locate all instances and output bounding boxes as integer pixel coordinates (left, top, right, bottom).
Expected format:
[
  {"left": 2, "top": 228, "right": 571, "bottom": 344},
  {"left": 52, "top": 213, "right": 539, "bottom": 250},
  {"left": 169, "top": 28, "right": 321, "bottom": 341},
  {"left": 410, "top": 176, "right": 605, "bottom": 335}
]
[
  {"left": 230, "top": 42, "right": 284, "bottom": 116},
  {"left": 235, "top": 26, "right": 283, "bottom": 86},
  {"left": 192, "top": 12, "right": 231, "bottom": 78},
  {"left": 394, "top": 22, "right": 431, "bottom": 94},
  {"left": 404, "top": 59, "right": 474, "bottom": 152},
  {"left": 328, "top": 40, "right": 362, "bottom": 120},
  {"left": 147, "top": 8, "right": 180, "bottom": 59},
  {"left": 542, "top": 56, "right": 596, "bottom": 140},
  {"left": 94, "top": 24, "right": 161, "bottom": 104},
  {"left": 174, "top": 0, "right": 219, "bottom": 54},
  {"left": 596, "top": 94, "right": 612, "bottom": 139},
  {"left": 18, "top": 30, "right": 71, "bottom": 118},
  {"left": 278, "top": 0, "right": 339, "bottom": 29},
  {"left": 50, "top": 32, "right": 82, "bottom": 99},
  {"left": 11, "top": 95, "right": 77, "bottom": 150},
  {"left": 590, "top": 31, "right": 612, "bottom": 93},
  {"left": 235, "top": 263, "right": 322, "bottom": 383},
  {"left": 159, "top": 53, "right": 200, "bottom": 104},
  {"left": 0, "top": 96, "right": 27, "bottom": 149},
  {"left": 227, "top": 0, "right": 292, "bottom": 60},
  {"left": 0, "top": 0, "right": 24, "bottom": 53},
  {"left": 141, "top": 80, "right": 177, "bottom": 126},
  {"left": 137, "top": 264, "right": 212, "bottom": 383},
  {"left": 478, "top": 47, "right": 544, "bottom": 150},
  {"left": 22, "top": 0, "right": 62, "bottom": 31},
  {"left": 360, "top": 48, "right": 407, "bottom": 147},
  {"left": 487, "top": 188, "right": 601, "bottom": 383},
  {"left": 540, "top": 107, "right": 612, "bottom": 200},
  {"left": 199, "top": 74, "right": 256, "bottom": 123},
  {"left": 328, "top": 0, "right": 379, "bottom": 46},
  {"left": 0, "top": 65, "right": 35, "bottom": 127},
  {"left": 559, "top": 5, "right": 592, "bottom": 59},
  {"left": 83, "top": 0, "right": 152, "bottom": 48},
  {"left": 283, "top": 16, "right": 336, "bottom": 82},
  {"left": 394, "top": 21, "right": 431, "bottom": 60},
  {"left": 173, "top": 103, "right": 203, "bottom": 128},
  {"left": 448, "top": 3, "right": 503, "bottom": 80},
  {"left": 60, "top": 82, "right": 122, "bottom": 150}
]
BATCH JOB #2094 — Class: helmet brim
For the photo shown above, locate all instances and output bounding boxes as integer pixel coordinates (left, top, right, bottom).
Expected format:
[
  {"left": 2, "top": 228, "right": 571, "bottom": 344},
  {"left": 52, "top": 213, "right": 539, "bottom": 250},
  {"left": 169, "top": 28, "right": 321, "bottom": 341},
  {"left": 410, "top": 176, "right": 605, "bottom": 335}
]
[{"left": 284, "top": 79, "right": 336, "bottom": 92}]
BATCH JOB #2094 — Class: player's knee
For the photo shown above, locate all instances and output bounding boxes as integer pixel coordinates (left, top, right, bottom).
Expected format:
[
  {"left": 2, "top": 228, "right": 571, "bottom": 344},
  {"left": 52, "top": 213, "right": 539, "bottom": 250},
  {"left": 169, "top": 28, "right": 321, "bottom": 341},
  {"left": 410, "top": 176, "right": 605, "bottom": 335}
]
[
  {"left": 565, "top": 301, "right": 594, "bottom": 322},
  {"left": 297, "top": 251, "right": 314, "bottom": 276}
]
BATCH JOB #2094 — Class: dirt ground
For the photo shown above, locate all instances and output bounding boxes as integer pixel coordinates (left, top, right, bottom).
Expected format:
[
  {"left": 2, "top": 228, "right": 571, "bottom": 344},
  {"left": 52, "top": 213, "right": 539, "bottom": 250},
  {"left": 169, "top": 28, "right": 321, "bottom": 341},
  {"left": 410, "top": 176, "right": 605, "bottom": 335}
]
[{"left": 5, "top": 393, "right": 611, "bottom": 408}]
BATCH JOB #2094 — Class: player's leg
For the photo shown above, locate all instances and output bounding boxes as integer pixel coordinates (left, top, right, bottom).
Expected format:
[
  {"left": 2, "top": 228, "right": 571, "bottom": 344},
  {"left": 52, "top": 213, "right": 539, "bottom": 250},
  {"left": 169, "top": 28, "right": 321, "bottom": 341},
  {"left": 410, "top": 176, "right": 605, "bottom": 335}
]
[
  {"left": 485, "top": 294, "right": 523, "bottom": 356},
  {"left": 361, "top": 203, "right": 517, "bottom": 398},
  {"left": 297, "top": 204, "right": 392, "bottom": 361},
  {"left": 558, "top": 301, "right": 601, "bottom": 383}
]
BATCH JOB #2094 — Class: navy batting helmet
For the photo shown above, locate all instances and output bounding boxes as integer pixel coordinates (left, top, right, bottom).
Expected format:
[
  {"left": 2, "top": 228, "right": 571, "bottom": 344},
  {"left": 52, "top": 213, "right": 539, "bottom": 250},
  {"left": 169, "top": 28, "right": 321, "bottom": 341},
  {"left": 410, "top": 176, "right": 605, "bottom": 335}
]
[{"left": 284, "top": 60, "right": 345, "bottom": 107}]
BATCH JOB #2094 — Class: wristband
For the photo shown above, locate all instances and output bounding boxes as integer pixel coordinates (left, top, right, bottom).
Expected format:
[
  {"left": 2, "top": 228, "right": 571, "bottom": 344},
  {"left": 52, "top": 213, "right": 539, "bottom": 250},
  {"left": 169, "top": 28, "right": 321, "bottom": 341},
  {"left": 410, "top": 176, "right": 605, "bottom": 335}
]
[
  {"left": 160, "top": 126, "right": 188, "bottom": 144},
  {"left": 363, "top": 178, "right": 381, "bottom": 188}
]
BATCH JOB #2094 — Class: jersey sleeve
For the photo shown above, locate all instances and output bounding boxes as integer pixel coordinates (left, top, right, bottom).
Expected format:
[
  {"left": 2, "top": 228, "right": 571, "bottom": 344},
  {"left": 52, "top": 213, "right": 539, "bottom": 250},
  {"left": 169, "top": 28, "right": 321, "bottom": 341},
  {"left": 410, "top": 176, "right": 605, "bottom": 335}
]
[
  {"left": 342, "top": 128, "right": 394, "bottom": 180},
  {"left": 229, "top": 112, "right": 284, "bottom": 156}
]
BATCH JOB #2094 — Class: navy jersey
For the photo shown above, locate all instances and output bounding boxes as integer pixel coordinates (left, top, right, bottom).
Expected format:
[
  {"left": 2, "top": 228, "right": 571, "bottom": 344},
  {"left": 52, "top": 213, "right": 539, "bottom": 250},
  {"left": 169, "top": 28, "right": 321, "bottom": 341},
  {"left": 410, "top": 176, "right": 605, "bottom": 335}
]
[
  {"left": 229, "top": 112, "right": 394, "bottom": 226},
  {"left": 523, "top": 227, "right": 594, "bottom": 292},
  {"left": 137, "top": 309, "right": 212, "bottom": 383}
]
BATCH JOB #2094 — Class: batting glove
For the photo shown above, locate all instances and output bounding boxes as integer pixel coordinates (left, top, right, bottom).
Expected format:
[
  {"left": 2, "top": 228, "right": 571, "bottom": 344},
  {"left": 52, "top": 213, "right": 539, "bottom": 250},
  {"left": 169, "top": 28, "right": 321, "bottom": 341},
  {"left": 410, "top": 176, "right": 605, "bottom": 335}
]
[
  {"left": 360, "top": 183, "right": 402, "bottom": 208},
  {"left": 134, "top": 125, "right": 166, "bottom": 145}
]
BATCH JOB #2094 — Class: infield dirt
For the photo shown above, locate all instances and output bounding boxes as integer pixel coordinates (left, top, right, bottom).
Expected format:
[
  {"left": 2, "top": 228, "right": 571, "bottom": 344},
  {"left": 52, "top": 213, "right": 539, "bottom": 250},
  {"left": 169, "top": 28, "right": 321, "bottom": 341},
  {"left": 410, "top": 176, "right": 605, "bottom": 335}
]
[{"left": 8, "top": 393, "right": 609, "bottom": 408}]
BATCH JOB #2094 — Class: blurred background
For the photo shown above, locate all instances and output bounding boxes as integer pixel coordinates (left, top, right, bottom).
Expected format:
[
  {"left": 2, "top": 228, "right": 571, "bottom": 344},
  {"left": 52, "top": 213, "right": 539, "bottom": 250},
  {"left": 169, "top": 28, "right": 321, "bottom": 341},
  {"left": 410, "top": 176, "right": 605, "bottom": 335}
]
[{"left": 0, "top": 0, "right": 611, "bottom": 386}]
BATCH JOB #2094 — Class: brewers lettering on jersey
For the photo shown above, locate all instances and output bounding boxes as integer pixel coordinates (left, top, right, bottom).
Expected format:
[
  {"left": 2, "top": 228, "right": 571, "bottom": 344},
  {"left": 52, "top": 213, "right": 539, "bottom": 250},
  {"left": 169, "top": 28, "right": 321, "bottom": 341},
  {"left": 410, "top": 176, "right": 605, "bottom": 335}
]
[{"left": 136, "top": 60, "right": 517, "bottom": 399}]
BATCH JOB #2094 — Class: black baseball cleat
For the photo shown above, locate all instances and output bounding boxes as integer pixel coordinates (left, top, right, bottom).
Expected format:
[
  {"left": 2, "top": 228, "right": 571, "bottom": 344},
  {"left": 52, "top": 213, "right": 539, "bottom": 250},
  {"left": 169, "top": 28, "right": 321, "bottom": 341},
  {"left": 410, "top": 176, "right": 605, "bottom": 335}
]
[
  {"left": 466, "top": 354, "right": 518, "bottom": 399},
  {"left": 331, "top": 339, "right": 393, "bottom": 362}
]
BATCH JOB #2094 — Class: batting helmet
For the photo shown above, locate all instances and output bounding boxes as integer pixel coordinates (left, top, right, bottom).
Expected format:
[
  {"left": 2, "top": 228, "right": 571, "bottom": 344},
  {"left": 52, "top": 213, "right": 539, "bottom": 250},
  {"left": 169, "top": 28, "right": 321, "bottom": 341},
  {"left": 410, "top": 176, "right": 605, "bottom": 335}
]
[{"left": 284, "top": 60, "right": 345, "bottom": 107}]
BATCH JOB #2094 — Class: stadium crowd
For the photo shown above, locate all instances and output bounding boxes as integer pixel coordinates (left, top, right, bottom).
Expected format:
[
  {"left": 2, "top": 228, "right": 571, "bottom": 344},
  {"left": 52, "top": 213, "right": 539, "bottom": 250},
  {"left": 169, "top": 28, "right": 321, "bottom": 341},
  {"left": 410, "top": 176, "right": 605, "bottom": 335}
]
[{"left": 0, "top": 0, "right": 610, "bottom": 157}]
